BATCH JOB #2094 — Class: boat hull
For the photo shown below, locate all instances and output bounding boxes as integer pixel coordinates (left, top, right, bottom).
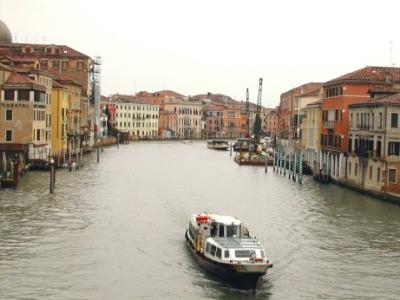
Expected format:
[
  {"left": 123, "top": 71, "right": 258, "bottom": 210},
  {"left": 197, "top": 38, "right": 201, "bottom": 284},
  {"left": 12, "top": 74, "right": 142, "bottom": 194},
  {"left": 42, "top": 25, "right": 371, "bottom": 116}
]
[
  {"left": 185, "top": 231, "right": 265, "bottom": 289},
  {"left": 234, "top": 156, "right": 266, "bottom": 166}
]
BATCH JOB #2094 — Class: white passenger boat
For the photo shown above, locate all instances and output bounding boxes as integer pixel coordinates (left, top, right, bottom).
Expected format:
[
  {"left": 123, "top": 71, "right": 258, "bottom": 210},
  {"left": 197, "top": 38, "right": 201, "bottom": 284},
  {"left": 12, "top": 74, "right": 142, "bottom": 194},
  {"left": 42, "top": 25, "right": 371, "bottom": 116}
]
[
  {"left": 185, "top": 213, "right": 272, "bottom": 289},
  {"left": 207, "top": 139, "right": 229, "bottom": 150}
]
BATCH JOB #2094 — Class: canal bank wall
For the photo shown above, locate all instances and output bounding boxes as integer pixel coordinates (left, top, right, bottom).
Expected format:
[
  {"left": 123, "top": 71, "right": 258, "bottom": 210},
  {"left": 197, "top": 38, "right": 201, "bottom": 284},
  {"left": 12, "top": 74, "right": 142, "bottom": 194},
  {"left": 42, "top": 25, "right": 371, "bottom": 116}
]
[{"left": 329, "top": 178, "right": 400, "bottom": 205}]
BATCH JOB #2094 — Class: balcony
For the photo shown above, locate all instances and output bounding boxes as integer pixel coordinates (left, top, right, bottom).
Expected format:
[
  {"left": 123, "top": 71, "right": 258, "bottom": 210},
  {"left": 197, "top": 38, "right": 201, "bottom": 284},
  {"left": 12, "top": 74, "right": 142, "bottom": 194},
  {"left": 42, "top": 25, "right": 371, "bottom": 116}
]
[{"left": 324, "top": 121, "right": 335, "bottom": 129}]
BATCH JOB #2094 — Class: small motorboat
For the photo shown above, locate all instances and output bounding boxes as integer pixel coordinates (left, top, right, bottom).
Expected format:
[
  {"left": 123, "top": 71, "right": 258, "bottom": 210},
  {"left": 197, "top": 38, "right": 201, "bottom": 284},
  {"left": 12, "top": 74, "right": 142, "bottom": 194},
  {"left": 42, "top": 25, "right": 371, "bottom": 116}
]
[
  {"left": 207, "top": 139, "right": 229, "bottom": 150},
  {"left": 185, "top": 213, "right": 272, "bottom": 289}
]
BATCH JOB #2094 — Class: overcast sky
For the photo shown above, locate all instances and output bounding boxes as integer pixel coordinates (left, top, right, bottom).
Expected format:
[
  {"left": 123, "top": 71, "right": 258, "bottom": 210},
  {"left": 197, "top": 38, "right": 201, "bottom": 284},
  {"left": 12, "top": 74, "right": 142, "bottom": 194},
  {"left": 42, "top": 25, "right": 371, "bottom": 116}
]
[{"left": 1, "top": 0, "right": 400, "bottom": 107}]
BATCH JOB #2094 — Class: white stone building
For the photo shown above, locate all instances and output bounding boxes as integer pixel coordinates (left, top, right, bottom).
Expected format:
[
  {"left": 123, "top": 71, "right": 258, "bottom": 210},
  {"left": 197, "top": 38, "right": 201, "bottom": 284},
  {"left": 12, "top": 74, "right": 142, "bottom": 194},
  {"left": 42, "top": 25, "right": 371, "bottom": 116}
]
[{"left": 114, "top": 99, "right": 159, "bottom": 138}]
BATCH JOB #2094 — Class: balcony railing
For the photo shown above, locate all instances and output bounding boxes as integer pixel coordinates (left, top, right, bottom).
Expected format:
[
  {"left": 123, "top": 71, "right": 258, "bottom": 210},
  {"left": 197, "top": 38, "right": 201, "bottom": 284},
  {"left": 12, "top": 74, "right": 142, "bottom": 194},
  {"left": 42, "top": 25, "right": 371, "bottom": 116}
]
[{"left": 324, "top": 121, "right": 335, "bottom": 129}]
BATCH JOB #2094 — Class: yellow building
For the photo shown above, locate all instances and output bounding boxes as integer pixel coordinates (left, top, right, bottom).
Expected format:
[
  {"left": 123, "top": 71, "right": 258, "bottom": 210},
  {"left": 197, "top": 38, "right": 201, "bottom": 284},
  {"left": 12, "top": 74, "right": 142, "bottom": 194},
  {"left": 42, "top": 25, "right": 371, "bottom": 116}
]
[
  {"left": 51, "top": 80, "right": 68, "bottom": 154},
  {"left": 62, "top": 78, "right": 82, "bottom": 155},
  {"left": 301, "top": 100, "right": 322, "bottom": 174}
]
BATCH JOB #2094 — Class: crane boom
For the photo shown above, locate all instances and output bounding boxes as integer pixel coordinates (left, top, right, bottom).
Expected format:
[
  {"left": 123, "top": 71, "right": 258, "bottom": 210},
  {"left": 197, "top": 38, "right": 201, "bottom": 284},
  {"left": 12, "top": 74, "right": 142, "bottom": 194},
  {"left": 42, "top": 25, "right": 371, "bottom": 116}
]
[
  {"left": 257, "top": 78, "right": 263, "bottom": 116},
  {"left": 253, "top": 78, "right": 263, "bottom": 144}
]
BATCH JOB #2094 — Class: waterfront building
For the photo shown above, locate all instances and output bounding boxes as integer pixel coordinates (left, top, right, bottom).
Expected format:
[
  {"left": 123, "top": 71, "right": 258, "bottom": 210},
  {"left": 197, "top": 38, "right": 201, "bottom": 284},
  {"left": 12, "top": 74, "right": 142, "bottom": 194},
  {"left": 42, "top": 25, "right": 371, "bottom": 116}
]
[
  {"left": 112, "top": 96, "right": 159, "bottom": 138},
  {"left": 278, "top": 82, "right": 322, "bottom": 145},
  {"left": 0, "top": 20, "right": 95, "bottom": 147},
  {"left": 264, "top": 108, "right": 278, "bottom": 137},
  {"left": 0, "top": 67, "right": 49, "bottom": 167},
  {"left": 320, "top": 66, "right": 400, "bottom": 182},
  {"left": 159, "top": 109, "right": 178, "bottom": 138},
  {"left": 347, "top": 93, "right": 400, "bottom": 199},
  {"left": 202, "top": 103, "right": 224, "bottom": 139},
  {"left": 51, "top": 80, "right": 68, "bottom": 154},
  {"left": 2, "top": 61, "right": 56, "bottom": 159},
  {"left": 163, "top": 101, "right": 202, "bottom": 139},
  {"left": 222, "top": 104, "right": 242, "bottom": 139},
  {"left": 294, "top": 87, "right": 322, "bottom": 139},
  {"left": 301, "top": 100, "right": 322, "bottom": 173},
  {"left": 56, "top": 76, "right": 83, "bottom": 155},
  {"left": 0, "top": 43, "right": 91, "bottom": 95}
]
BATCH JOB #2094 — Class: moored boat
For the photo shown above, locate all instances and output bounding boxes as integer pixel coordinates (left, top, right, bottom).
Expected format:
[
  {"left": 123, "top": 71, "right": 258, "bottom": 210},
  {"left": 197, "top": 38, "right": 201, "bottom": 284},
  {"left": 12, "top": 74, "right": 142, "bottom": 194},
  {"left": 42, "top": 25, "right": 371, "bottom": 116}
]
[
  {"left": 233, "top": 138, "right": 252, "bottom": 151},
  {"left": 185, "top": 213, "right": 272, "bottom": 289},
  {"left": 207, "top": 139, "right": 229, "bottom": 150}
]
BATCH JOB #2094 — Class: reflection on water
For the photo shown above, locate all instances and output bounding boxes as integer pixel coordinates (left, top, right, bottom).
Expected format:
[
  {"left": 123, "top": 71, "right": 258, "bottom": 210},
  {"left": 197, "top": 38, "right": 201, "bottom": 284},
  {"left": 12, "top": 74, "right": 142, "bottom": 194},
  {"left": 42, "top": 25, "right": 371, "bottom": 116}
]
[{"left": 1, "top": 142, "right": 400, "bottom": 299}]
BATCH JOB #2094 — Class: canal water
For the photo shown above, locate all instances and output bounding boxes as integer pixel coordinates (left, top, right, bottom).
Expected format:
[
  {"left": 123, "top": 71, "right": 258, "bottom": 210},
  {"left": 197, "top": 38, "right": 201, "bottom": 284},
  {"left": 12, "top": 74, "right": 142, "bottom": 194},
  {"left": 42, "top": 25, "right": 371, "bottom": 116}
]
[{"left": 1, "top": 142, "right": 400, "bottom": 299}]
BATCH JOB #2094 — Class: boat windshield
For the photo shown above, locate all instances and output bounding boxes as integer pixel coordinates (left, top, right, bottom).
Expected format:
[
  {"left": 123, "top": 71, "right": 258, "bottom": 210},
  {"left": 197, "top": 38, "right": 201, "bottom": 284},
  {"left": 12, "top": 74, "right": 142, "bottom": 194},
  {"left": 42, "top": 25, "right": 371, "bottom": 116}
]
[{"left": 226, "top": 224, "right": 238, "bottom": 237}]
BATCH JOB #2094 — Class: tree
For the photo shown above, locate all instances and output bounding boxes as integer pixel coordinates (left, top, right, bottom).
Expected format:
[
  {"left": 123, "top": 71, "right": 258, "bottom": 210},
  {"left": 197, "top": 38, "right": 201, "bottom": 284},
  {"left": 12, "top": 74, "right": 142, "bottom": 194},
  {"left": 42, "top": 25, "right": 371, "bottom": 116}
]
[
  {"left": 253, "top": 114, "right": 262, "bottom": 139},
  {"left": 104, "top": 104, "right": 112, "bottom": 131}
]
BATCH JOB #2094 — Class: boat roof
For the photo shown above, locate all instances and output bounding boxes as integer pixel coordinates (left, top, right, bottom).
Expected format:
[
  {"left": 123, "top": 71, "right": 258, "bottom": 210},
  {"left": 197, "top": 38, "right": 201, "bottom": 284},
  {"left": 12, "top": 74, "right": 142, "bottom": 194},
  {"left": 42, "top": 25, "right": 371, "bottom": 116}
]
[
  {"left": 192, "top": 213, "right": 242, "bottom": 225},
  {"left": 210, "top": 237, "right": 264, "bottom": 250},
  {"left": 209, "top": 214, "right": 241, "bottom": 225}
]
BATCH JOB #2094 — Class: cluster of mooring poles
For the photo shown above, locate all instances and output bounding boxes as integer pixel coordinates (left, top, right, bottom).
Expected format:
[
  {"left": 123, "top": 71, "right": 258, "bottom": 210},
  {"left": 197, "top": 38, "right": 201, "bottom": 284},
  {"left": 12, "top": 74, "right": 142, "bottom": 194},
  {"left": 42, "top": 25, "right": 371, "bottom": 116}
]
[{"left": 273, "top": 146, "right": 304, "bottom": 184}]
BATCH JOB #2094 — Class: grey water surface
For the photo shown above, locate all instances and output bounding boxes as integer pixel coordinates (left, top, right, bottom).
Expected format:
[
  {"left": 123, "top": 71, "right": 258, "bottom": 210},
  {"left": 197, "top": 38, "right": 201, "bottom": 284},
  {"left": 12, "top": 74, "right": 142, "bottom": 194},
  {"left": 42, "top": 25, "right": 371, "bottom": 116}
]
[{"left": 1, "top": 142, "right": 399, "bottom": 299}]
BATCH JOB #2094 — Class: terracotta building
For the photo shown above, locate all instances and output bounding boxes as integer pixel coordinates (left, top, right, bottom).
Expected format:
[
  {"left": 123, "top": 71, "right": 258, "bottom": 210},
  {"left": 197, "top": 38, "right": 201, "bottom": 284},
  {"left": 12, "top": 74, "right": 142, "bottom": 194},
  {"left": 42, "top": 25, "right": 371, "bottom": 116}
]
[
  {"left": 222, "top": 104, "right": 243, "bottom": 139},
  {"left": 202, "top": 103, "right": 224, "bottom": 139},
  {"left": 320, "top": 66, "right": 400, "bottom": 182},
  {"left": 279, "top": 82, "right": 322, "bottom": 142},
  {"left": 264, "top": 108, "right": 279, "bottom": 137}
]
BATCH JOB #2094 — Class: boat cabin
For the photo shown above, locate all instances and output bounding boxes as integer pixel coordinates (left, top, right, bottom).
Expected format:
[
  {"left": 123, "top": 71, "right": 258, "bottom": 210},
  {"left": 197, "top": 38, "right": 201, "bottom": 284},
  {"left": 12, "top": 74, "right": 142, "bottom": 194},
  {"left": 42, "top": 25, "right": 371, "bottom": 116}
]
[
  {"left": 188, "top": 214, "right": 266, "bottom": 262},
  {"left": 203, "top": 237, "right": 266, "bottom": 263}
]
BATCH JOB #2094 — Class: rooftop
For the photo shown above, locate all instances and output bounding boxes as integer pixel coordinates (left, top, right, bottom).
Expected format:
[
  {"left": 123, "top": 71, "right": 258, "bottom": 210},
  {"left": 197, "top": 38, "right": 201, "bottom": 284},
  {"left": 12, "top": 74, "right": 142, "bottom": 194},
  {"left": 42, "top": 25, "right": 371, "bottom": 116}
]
[
  {"left": 349, "top": 92, "right": 400, "bottom": 108},
  {"left": 325, "top": 66, "right": 400, "bottom": 85},
  {"left": 1, "top": 43, "right": 90, "bottom": 59}
]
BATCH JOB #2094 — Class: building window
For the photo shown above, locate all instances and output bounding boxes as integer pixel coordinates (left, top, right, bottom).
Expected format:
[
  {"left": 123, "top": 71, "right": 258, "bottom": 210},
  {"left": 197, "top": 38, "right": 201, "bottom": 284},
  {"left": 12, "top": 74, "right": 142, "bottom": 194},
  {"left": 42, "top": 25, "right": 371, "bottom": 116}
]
[
  {"left": 348, "top": 162, "right": 352, "bottom": 175},
  {"left": 371, "top": 113, "right": 374, "bottom": 129},
  {"left": 5, "top": 109, "right": 12, "bottom": 121},
  {"left": 388, "top": 169, "right": 397, "bottom": 184},
  {"left": 355, "top": 163, "right": 358, "bottom": 176},
  {"left": 369, "top": 166, "right": 372, "bottom": 180},
  {"left": 62, "top": 61, "right": 69, "bottom": 69},
  {"left": 41, "top": 60, "right": 48, "bottom": 68},
  {"left": 5, "top": 130, "right": 12, "bottom": 142},
  {"left": 36, "top": 129, "right": 41, "bottom": 141},
  {"left": 391, "top": 113, "right": 398, "bottom": 128},
  {"left": 377, "top": 167, "right": 380, "bottom": 182},
  {"left": 18, "top": 90, "right": 30, "bottom": 101},
  {"left": 388, "top": 142, "right": 400, "bottom": 155},
  {"left": 4, "top": 89, "right": 14, "bottom": 101},
  {"left": 52, "top": 60, "right": 60, "bottom": 68},
  {"left": 379, "top": 112, "right": 383, "bottom": 129},
  {"left": 350, "top": 113, "right": 353, "bottom": 128},
  {"left": 77, "top": 61, "right": 84, "bottom": 70}
]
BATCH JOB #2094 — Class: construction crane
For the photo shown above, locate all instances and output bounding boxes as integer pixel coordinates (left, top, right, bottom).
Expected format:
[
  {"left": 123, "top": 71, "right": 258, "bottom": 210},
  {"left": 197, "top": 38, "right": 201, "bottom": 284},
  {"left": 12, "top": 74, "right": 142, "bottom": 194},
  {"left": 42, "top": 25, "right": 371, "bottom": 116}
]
[
  {"left": 253, "top": 78, "right": 263, "bottom": 145},
  {"left": 246, "top": 88, "right": 250, "bottom": 137}
]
